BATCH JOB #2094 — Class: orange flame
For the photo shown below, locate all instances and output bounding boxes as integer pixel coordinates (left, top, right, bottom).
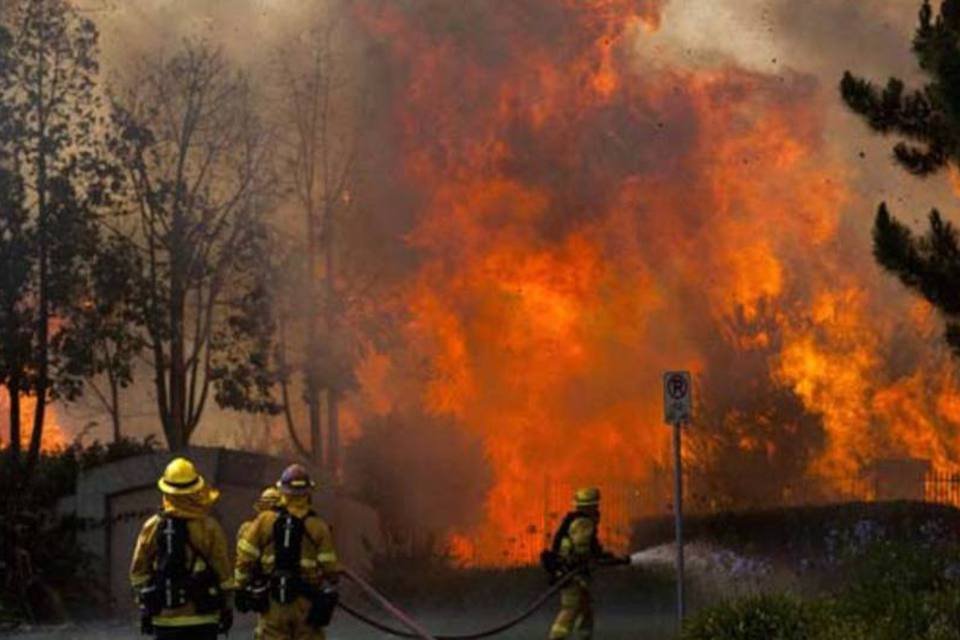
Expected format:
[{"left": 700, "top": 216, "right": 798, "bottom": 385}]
[
  {"left": 0, "top": 395, "right": 69, "bottom": 452},
  {"left": 351, "top": 1, "right": 960, "bottom": 563}
]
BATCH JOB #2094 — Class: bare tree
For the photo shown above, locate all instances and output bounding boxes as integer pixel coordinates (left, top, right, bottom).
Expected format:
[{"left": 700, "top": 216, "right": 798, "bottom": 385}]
[
  {"left": 272, "top": 8, "right": 363, "bottom": 475},
  {"left": 109, "top": 42, "right": 278, "bottom": 450}
]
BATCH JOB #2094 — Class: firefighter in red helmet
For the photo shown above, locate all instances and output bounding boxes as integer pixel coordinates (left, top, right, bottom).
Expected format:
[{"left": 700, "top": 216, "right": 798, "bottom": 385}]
[{"left": 235, "top": 464, "right": 341, "bottom": 639}]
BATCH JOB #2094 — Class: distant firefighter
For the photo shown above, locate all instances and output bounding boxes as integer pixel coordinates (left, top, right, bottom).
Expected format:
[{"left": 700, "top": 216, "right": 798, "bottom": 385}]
[
  {"left": 130, "top": 457, "right": 234, "bottom": 639},
  {"left": 541, "top": 487, "right": 629, "bottom": 640},
  {"left": 235, "top": 464, "right": 341, "bottom": 640},
  {"left": 234, "top": 486, "right": 281, "bottom": 615},
  {"left": 239, "top": 486, "right": 282, "bottom": 537}
]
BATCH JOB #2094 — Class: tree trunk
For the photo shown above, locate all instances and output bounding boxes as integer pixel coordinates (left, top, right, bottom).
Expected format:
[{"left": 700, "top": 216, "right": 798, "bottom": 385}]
[
  {"left": 110, "top": 375, "right": 121, "bottom": 443},
  {"left": 307, "top": 378, "right": 322, "bottom": 465},
  {"left": 305, "top": 191, "right": 323, "bottom": 465},
  {"left": 27, "top": 184, "right": 48, "bottom": 473},
  {"left": 26, "top": 71, "right": 49, "bottom": 475},
  {"left": 326, "top": 388, "right": 339, "bottom": 478},
  {"left": 323, "top": 197, "right": 339, "bottom": 478},
  {"left": 168, "top": 288, "right": 186, "bottom": 450},
  {"left": 166, "top": 194, "right": 188, "bottom": 450},
  {"left": 8, "top": 381, "right": 20, "bottom": 465}
]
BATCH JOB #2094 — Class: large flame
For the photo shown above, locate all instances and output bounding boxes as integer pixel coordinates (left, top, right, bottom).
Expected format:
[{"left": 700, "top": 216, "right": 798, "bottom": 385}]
[
  {"left": 0, "top": 395, "right": 69, "bottom": 453},
  {"left": 349, "top": 1, "right": 960, "bottom": 563}
]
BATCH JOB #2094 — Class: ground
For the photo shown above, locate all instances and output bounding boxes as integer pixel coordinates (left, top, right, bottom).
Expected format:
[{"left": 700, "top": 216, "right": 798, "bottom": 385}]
[{"left": 11, "top": 609, "right": 675, "bottom": 639}]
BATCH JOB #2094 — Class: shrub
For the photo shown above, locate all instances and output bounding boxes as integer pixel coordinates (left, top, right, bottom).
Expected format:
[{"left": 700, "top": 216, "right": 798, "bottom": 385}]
[
  {"left": 682, "top": 593, "right": 811, "bottom": 640},
  {"left": 0, "top": 436, "right": 158, "bottom": 623},
  {"left": 686, "top": 543, "right": 960, "bottom": 640},
  {"left": 829, "top": 541, "right": 960, "bottom": 640}
]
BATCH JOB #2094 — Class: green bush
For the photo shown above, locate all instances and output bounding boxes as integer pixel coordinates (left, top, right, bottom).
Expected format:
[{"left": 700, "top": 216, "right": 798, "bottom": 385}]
[
  {"left": 682, "top": 593, "right": 812, "bottom": 640},
  {"left": 822, "top": 541, "right": 960, "bottom": 640},
  {"left": 685, "top": 542, "right": 960, "bottom": 640}
]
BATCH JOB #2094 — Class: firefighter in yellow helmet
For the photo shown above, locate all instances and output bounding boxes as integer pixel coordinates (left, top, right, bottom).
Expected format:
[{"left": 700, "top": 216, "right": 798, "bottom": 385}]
[
  {"left": 542, "top": 487, "right": 629, "bottom": 640},
  {"left": 239, "top": 486, "right": 281, "bottom": 539},
  {"left": 129, "top": 457, "right": 234, "bottom": 639},
  {"left": 235, "top": 486, "right": 281, "bottom": 614},
  {"left": 235, "top": 464, "right": 341, "bottom": 640}
]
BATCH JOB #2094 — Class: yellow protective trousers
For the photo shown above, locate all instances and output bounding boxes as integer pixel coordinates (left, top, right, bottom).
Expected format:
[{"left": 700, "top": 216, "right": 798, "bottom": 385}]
[
  {"left": 255, "top": 596, "right": 325, "bottom": 640},
  {"left": 549, "top": 580, "right": 593, "bottom": 640}
]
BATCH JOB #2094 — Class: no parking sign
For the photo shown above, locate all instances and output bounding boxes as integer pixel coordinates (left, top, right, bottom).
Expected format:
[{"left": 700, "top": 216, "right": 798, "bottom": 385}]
[{"left": 663, "top": 371, "right": 692, "bottom": 426}]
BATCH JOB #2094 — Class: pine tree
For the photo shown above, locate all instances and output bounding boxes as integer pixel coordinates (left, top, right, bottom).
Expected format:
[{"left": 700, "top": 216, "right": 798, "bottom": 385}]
[{"left": 841, "top": 0, "right": 960, "bottom": 354}]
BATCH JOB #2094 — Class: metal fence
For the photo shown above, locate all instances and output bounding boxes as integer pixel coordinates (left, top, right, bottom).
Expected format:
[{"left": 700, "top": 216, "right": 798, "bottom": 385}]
[
  {"left": 460, "top": 469, "right": 960, "bottom": 566},
  {"left": 925, "top": 471, "right": 960, "bottom": 507}
]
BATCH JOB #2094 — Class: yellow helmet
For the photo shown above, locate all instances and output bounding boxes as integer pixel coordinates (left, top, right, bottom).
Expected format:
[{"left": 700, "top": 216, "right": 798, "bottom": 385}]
[
  {"left": 255, "top": 486, "right": 281, "bottom": 512},
  {"left": 574, "top": 487, "right": 601, "bottom": 508},
  {"left": 157, "top": 457, "right": 206, "bottom": 495}
]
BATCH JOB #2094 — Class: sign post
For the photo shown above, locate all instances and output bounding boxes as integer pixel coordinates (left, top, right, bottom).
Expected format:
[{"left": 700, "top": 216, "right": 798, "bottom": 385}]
[{"left": 663, "top": 371, "right": 692, "bottom": 631}]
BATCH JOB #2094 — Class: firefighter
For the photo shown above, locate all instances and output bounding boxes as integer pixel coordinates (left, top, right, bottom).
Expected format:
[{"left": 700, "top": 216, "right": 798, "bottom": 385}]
[
  {"left": 238, "top": 487, "right": 281, "bottom": 539},
  {"left": 235, "top": 464, "right": 341, "bottom": 640},
  {"left": 235, "top": 486, "right": 281, "bottom": 614},
  {"left": 129, "top": 457, "right": 234, "bottom": 639},
  {"left": 544, "top": 487, "right": 629, "bottom": 640}
]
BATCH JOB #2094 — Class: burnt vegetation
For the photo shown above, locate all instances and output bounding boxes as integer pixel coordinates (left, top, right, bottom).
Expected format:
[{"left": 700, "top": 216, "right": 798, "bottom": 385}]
[{"left": 689, "top": 305, "right": 829, "bottom": 512}]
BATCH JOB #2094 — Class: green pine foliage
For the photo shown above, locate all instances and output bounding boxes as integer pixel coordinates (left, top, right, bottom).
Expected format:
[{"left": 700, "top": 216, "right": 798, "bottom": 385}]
[{"left": 842, "top": 1, "right": 960, "bottom": 355}]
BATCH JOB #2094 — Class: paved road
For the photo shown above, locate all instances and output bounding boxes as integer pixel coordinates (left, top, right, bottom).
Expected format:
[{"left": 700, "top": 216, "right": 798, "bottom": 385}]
[{"left": 9, "top": 608, "right": 675, "bottom": 639}]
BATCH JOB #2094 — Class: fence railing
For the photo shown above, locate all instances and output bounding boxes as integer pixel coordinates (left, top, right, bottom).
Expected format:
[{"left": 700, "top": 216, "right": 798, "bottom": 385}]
[
  {"left": 925, "top": 471, "right": 960, "bottom": 507},
  {"left": 456, "top": 470, "right": 960, "bottom": 566}
]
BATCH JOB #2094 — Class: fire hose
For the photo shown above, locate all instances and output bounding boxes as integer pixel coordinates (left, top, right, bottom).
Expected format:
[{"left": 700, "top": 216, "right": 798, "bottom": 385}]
[
  {"left": 338, "top": 566, "right": 585, "bottom": 640},
  {"left": 339, "top": 566, "right": 439, "bottom": 640}
]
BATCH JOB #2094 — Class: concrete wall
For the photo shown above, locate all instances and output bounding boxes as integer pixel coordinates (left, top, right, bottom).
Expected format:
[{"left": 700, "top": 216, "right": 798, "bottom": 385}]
[{"left": 70, "top": 447, "right": 381, "bottom": 611}]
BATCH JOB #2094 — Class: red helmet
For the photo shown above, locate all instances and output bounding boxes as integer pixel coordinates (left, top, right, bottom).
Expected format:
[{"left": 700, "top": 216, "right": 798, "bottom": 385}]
[{"left": 277, "top": 463, "right": 315, "bottom": 495}]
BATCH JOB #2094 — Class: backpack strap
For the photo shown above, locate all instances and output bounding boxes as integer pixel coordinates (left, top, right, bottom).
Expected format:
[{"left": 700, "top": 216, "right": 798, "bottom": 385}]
[
  {"left": 301, "top": 512, "right": 323, "bottom": 549},
  {"left": 156, "top": 513, "right": 216, "bottom": 578},
  {"left": 267, "top": 509, "right": 324, "bottom": 548},
  {"left": 155, "top": 515, "right": 189, "bottom": 573}
]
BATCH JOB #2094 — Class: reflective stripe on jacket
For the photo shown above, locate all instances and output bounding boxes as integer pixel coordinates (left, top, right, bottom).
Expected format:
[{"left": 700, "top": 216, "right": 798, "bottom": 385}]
[{"left": 235, "top": 508, "right": 340, "bottom": 588}]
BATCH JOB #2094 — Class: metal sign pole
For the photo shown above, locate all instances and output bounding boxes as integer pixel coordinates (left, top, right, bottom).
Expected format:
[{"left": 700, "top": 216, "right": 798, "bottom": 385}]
[
  {"left": 663, "top": 370, "right": 691, "bottom": 633},
  {"left": 673, "top": 418, "right": 685, "bottom": 630}
]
